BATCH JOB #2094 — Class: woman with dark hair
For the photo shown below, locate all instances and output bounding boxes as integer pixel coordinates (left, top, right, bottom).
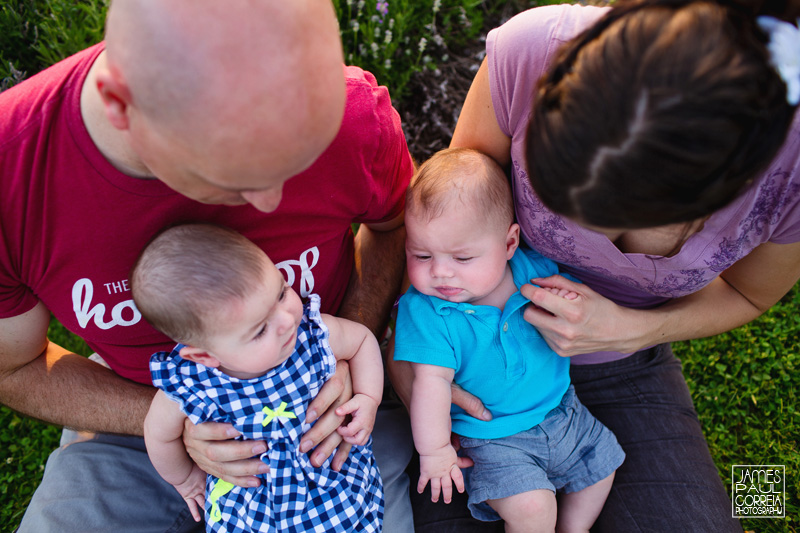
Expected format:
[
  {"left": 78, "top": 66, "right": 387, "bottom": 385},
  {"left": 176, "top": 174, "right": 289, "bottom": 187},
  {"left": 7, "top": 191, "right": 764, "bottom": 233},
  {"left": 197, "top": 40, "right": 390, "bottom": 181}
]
[{"left": 404, "top": 0, "right": 799, "bottom": 531}]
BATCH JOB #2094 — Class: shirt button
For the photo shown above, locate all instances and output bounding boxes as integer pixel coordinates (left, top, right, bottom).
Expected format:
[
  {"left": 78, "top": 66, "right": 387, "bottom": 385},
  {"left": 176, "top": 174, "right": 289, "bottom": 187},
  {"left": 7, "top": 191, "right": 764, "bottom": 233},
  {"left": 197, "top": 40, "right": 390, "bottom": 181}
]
[
  {"left": 465, "top": 310, "right": 475, "bottom": 314},
  {"left": 503, "top": 322, "right": 509, "bottom": 332}
]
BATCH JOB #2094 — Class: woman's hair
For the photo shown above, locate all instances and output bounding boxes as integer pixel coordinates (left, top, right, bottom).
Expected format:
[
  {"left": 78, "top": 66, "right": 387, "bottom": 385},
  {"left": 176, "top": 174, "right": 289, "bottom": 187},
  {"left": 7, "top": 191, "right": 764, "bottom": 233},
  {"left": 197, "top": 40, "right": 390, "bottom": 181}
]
[
  {"left": 527, "top": 0, "right": 799, "bottom": 228},
  {"left": 407, "top": 147, "right": 515, "bottom": 230},
  {"left": 130, "top": 223, "right": 267, "bottom": 345}
]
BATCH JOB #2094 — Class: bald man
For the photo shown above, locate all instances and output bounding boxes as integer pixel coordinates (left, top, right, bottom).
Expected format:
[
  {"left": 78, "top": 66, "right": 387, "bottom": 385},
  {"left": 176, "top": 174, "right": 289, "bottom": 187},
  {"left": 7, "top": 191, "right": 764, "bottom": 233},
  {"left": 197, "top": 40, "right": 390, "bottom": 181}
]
[{"left": 0, "top": 1, "right": 415, "bottom": 531}]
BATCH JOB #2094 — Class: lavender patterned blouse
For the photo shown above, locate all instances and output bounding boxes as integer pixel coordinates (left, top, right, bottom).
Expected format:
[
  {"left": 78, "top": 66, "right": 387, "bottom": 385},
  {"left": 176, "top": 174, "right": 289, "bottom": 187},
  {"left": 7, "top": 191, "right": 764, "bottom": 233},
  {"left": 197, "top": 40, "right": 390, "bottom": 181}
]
[{"left": 487, "top": 4, "right": 800, "bottom": 364}]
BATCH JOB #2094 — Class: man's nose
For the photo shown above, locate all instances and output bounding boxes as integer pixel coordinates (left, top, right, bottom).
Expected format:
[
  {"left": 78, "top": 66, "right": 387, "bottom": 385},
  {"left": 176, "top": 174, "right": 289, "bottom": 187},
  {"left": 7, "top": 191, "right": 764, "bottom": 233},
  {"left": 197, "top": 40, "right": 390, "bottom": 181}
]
[{"left": 241, "top": 186, "right": 284, "bottom": 213}]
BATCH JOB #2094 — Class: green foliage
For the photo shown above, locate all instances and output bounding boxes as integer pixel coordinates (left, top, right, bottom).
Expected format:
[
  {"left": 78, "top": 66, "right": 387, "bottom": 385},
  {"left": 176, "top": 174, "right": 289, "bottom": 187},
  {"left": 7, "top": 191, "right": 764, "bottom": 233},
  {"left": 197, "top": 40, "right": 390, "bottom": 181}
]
[
  {"left": 0, "top": 0, "right": 41, "bottom": 89},
  {"left": 0, "top": 409, "right": 61, "bottom": 529},
  {"left": 33, "top": 0, "right": 108, "bottom": 68},
  {"left": 333, "top": 0, "right": 483, "bottom": 100},
  {"left": 676, "top": 284, "right": 800, "bottom": 533},
  {"left": 0, "top": 0, "right": 107, "bottom": 89}
]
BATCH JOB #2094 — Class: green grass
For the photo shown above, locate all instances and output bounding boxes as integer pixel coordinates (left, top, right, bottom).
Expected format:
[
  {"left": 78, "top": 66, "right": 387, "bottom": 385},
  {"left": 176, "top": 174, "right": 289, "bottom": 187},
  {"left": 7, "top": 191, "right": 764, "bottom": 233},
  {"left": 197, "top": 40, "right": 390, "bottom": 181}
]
[{"left": 677, "top": 284, "right": 800, "bottom": 532}]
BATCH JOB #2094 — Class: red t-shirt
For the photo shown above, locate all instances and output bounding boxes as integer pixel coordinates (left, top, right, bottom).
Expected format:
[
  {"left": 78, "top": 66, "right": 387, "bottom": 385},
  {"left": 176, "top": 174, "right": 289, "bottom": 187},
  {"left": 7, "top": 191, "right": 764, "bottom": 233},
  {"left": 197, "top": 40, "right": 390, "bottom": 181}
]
[{"left": 0, "top": 44, "right": 413, "bottom": 384}]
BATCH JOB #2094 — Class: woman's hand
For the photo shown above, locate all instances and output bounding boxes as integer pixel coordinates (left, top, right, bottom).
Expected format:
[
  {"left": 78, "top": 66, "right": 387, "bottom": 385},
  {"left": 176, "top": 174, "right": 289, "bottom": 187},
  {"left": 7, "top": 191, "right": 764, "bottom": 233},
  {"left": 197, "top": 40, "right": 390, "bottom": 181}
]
[{"left": 521, "top": 275, "right": 648, "bottom": 356}]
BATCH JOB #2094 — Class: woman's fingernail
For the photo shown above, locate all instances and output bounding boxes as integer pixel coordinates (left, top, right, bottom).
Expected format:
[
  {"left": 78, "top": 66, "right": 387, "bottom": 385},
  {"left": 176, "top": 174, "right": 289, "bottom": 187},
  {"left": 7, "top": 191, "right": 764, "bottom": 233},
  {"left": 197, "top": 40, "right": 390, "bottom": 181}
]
[
  {"left": 226, "top": 428, "right": 240, "bottom": 437},
  {"left": 300, "top": 440, "right": 312, "bottom": 453},
  {"left": 306, "top": 409, "right": 317, "bottom": 422},
  {"left": 258, "top": 463, "right": 270, "bottom": 474}
]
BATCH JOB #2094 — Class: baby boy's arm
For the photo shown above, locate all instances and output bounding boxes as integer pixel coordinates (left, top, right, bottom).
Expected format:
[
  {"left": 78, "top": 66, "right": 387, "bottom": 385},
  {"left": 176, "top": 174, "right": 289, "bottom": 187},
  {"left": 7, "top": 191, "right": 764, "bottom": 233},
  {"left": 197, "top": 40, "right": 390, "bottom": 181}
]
[
  {"left": 144, "top": 390, "right": 207, "bottom": 522},
  {"left": 322, "top": 314, "right": 384, "bottom": 446},
  {"left": 410, "top": 362, "right": 465, "bottom": 504}
]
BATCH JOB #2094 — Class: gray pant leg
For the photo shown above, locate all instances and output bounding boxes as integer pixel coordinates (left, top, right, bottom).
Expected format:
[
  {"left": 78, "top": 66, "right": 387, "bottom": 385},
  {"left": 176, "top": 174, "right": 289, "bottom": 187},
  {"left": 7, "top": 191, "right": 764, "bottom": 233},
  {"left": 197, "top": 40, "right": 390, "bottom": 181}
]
[
  {"left": 18, "top": 429, "right": 201, "bottom": 533},
  {"left": 372, "top": 403, "right": 415, "bottom": 533}
]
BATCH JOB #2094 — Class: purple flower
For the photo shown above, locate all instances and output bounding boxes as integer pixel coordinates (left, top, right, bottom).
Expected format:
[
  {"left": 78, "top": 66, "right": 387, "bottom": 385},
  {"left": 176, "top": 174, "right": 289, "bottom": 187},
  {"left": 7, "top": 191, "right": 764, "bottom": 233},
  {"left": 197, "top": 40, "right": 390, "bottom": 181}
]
[{"left": 376, "top": 1, "right": 389, "bottom": 19}]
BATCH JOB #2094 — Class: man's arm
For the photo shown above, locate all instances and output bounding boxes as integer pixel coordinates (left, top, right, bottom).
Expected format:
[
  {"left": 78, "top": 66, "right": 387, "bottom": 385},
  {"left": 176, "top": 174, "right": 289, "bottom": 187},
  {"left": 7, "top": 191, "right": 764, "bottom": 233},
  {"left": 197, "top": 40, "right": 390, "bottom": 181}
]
[
  {"left": 337, "top": 214, "right": 406, "bottom": 338},
  {"left": 0, "top": 301, "right": 155, "bottom": 435}
]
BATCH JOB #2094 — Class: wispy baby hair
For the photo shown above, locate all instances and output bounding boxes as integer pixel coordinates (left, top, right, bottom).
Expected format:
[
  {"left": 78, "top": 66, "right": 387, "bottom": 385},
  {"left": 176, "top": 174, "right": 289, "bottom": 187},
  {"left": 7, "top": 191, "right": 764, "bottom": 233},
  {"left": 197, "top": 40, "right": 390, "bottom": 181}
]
[
  {"left": 130, "top": 223, "right": 267, "bottom": 345},
  {"left": 407, "top": 147, "right": 514, "bottom": 229}
]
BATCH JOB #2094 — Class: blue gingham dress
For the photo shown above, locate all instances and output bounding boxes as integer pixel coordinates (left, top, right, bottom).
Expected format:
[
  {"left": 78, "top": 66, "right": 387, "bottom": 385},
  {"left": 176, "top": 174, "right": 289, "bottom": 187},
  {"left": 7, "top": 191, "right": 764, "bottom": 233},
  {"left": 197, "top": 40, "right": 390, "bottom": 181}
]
[{"left": 150, "top": 295, "right": 384, "bottom": 532}]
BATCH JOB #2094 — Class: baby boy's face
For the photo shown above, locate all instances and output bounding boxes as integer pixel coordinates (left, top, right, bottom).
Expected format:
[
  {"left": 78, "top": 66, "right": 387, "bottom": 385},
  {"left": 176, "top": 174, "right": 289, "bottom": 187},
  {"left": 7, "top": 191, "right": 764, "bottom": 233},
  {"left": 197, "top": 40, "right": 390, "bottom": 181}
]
[
  {"left": 200, "top": 260, "right": 304, "bottom": 380},
  {"left": 405, "top": 205, "right": 515, "bottom": 307}
]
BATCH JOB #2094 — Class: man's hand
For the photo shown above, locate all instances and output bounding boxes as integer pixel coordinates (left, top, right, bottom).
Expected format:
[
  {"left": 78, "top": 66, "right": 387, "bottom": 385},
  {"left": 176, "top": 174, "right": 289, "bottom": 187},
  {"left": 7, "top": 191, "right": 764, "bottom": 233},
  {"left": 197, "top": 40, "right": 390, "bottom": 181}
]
[
  {"left": 300, "top": 360, "right": 354, "bottom": 470},
  {"left": 451, "top": 383, "right": 492, "bottom": 422},
  {"left": 183, "top": 419, "right": 269, "bottom": 488}
]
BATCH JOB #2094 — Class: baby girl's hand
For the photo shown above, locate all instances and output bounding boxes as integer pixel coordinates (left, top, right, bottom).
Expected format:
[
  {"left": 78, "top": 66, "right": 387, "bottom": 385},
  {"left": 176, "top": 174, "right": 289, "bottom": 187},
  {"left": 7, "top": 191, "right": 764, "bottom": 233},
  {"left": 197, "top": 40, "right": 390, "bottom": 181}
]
[
  {"left": 173, "top": 463, "right": 207, "bottom": 522},
  {"left": 335, "top": 393, "right": 379, "bottom": 446}
]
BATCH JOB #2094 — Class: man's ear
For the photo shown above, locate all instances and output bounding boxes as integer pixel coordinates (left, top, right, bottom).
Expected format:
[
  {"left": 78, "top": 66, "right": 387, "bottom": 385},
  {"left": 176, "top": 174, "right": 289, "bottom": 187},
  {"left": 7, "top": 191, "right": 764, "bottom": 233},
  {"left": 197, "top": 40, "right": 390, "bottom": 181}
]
[
  {"left": 95, "top": 67, "right": 132, "bottom": 131},
  {"left": 506, "top": 223, "right": 521, "bottom": 259},
  {"left": 178, "top": 346, "right": 221, "bottom": 368}
]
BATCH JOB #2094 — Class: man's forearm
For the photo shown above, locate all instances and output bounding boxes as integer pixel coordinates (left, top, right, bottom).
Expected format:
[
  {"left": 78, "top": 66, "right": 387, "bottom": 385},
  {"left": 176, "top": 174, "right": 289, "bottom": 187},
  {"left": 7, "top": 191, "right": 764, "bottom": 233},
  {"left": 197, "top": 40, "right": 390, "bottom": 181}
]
[
  {"left": 0, "top": 341, "right": 156, "bottom": 436},
  {"left": 337, "top": 223, "right": 406, "bottom": 339}
]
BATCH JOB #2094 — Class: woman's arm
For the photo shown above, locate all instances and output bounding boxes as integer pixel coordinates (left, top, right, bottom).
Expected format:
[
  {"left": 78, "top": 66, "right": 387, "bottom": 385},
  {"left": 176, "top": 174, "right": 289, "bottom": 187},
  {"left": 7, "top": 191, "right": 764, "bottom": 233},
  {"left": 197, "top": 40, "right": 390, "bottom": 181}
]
[
  {"left": 522, "top": 240, "right": 800, "bottom": 356},
  {"left": 450, "top": 58, "right": 511, "bottom": 165},
  {"left": 450, "top": 57, "right": 800, "bottom": 356}
]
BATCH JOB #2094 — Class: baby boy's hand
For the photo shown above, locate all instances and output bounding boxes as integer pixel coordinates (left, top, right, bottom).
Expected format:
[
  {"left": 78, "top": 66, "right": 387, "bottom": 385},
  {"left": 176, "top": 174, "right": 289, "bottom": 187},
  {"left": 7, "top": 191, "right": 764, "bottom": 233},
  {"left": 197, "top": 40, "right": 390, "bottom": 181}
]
[
  {"left": 418, "top": 445, "right": 465, "bottom": 504},
  {"left": 544, "top": 286, "right": 580, "bottom": 300},
  {"left": 335, "top": 393, "right": 379, "bottom": 446}
]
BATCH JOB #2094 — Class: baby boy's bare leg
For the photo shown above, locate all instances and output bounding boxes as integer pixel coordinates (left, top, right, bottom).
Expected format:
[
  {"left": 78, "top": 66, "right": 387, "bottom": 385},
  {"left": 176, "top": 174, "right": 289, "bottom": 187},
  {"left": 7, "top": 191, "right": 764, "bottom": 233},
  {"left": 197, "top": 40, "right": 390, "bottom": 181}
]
[
  {"left": 487, "top": 489, "right": 556, "bottom": 533},
  {"left": 556, "top": 472, "right": 615, "bottom": 533}
]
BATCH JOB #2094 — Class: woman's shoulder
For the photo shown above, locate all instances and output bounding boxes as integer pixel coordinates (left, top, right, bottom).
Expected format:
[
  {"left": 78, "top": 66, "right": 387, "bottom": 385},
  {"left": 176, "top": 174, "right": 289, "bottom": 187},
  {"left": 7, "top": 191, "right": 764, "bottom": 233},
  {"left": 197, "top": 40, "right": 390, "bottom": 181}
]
[
  {"left": 490, "top": 4, "right": 607, "bottom": 48},
  {"left": 486, "top": 4, "right": 609, "bottom": 137},
  {"left": 487, "top": 4, "right": 608, "bottom": 65}
]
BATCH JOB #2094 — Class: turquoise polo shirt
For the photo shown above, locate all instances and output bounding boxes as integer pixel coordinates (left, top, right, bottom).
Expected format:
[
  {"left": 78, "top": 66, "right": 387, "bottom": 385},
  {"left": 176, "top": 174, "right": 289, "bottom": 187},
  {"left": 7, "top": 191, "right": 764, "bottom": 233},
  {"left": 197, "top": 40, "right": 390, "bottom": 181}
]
[{"left": 395, "top": 247, "right": 571, "bottom": 439}]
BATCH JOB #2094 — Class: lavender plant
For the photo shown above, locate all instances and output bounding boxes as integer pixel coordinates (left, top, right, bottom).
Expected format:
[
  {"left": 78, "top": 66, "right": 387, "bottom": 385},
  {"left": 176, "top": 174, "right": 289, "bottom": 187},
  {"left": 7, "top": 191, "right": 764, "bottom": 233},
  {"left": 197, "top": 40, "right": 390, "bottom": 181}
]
[{"left": 333, "top": 0, "right": 483, "bottom": 100}]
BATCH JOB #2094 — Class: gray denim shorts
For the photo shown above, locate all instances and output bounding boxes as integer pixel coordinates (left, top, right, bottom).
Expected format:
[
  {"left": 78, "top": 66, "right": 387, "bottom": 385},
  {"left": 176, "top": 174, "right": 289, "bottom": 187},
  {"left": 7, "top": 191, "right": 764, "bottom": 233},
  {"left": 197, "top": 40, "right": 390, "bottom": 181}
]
[{"left": 458, "top": 385, "right": 625, "bottom": 522}]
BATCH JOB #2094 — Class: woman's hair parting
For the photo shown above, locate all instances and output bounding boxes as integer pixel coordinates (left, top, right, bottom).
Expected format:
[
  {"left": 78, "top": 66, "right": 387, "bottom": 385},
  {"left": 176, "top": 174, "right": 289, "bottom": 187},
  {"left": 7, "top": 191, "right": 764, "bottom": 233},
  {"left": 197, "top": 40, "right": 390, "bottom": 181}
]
[
  {"left": 130, "top": 223, "right": 267, "bottom": 344},
  {"left": 407, "top": 147, "right": 515, "bottom": 229},
  {"left": 527, "top": 0, "right": 799, "bottom": 228}
]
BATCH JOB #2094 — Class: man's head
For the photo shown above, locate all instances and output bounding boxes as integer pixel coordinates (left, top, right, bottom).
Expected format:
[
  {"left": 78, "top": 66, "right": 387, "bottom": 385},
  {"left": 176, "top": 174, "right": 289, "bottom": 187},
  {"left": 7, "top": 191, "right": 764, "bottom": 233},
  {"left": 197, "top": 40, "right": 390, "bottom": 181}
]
[
  {"left": 98, "top": 0, "right": 346, "bottom": 212},
  {"left": 404, "top": 148, "right": 520, "bottom": 305},
  {"left": 131, "top": 224, "right": 303, "bottom": 379}
]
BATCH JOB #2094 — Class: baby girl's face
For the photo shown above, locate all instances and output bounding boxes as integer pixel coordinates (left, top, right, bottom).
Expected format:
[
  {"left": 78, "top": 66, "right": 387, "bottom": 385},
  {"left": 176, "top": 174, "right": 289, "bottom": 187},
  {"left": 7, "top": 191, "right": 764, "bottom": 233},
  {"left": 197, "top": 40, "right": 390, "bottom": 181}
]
[
  {"left": 199, "top": 260, "right": 303, "bottom": 380},
  {"left": 405, "top": 204, "right": 516, "bottom": 307}
]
